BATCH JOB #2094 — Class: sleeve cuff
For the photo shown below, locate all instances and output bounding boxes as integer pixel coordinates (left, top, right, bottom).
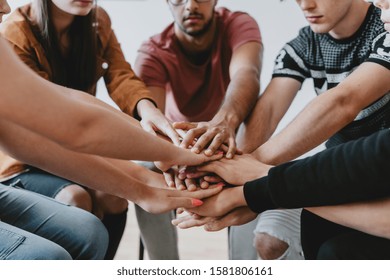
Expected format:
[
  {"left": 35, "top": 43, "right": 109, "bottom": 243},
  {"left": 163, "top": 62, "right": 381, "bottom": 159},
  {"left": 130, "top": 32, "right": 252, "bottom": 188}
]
[{"left": 243, "top": 177, "right": 277, "bottom": 213}]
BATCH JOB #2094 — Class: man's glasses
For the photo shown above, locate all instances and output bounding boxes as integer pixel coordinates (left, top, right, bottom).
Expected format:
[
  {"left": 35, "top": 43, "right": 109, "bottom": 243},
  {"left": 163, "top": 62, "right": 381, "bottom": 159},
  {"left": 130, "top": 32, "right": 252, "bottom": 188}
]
[{"left": 168, "top": 0, "right": 211, "bottom": 6}]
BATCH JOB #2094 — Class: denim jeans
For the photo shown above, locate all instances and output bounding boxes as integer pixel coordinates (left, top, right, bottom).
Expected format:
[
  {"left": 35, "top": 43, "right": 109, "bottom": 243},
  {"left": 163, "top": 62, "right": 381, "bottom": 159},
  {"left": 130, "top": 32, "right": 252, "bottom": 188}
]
[{"left": 0, "top": 183, "right": 108, "bottom": 259}]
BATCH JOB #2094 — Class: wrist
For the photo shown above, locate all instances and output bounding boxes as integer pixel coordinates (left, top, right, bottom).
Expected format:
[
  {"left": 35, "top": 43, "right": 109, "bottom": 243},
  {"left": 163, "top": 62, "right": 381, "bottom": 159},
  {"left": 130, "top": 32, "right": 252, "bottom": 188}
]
[
  {"left": 136, "top": 99, "right": 157, "bottom": 119},
  {"left": 211, "top": 111, "right": 240, "bottom": 130}
]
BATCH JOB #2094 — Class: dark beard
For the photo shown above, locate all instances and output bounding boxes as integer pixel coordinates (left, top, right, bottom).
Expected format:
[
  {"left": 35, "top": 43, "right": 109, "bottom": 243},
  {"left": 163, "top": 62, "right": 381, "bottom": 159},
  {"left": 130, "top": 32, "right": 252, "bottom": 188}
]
[{"left": 180, "top": 15, "right": 214, "bottom": 37}]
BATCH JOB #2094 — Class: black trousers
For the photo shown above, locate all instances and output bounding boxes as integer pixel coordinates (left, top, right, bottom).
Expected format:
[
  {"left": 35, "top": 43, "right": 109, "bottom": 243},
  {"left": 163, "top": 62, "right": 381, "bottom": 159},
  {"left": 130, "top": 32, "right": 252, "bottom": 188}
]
[{"left": 301, "top": 209, "right": 390, "bottom": 260}]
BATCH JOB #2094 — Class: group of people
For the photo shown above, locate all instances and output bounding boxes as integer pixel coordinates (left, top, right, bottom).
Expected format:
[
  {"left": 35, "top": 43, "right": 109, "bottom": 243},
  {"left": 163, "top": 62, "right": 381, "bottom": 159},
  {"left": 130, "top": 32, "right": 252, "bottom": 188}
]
[{"left": 0, "top": 0, "right": 389, "bottom": 260}]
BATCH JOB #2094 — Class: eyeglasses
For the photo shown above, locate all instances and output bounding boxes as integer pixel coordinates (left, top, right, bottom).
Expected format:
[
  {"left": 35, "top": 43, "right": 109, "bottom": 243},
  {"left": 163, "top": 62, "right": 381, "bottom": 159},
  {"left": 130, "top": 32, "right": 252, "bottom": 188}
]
[{"left": 168, "top": 0, "right": 211, "bottom": 6}]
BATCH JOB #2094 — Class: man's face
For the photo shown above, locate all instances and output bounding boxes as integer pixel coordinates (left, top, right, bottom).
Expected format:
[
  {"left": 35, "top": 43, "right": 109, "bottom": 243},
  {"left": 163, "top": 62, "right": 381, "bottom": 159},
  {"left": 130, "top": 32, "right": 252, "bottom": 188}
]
[
  {"left": 296, "top": 0, "right": 354, "bottom": 34},
  {"left": 167, "top": 0, "right": 217, "bottom": 37},
  {"left": 0, "top": 0, "right": 10, "bottom": 23},
  {"left": 374, "top": 0, "right": 390, "bottom": 31}
]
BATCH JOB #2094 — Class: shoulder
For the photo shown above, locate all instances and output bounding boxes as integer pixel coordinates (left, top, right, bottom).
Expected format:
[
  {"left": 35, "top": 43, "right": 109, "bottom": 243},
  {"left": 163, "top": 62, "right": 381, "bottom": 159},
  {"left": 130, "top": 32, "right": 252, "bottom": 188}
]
[
  {"left": 215, "top": 7, "right": 259, "bottom": 29},
  {"left": 138, "top": 23, "right": 176, "bottom": 55},
  {"left": 95, "top": 6, "right": 113, "bottom": 44},
  {"left": 283, "top": 26, "right": 313, "bottom": 55},
  {"left": 0, "top": 5, "right": 38, "bottom": 49}
]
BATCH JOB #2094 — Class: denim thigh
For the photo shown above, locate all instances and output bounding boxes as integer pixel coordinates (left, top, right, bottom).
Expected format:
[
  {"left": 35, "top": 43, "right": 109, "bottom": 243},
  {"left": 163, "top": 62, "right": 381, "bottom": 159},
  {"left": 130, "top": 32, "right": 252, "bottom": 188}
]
[
  {"left": 0, "top": 184, "right": 108, "bottom": 259},
  {"left": 0, "top": 221, "right": 72, "bottom": 260},
  {"left": 2, "top": 167, "right": 75, "bottom": 198}
]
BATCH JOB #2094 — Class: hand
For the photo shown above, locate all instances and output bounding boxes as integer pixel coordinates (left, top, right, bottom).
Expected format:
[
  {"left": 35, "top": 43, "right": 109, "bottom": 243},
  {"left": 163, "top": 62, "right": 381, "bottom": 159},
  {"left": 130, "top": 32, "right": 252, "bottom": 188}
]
[
  {"left": 154, "top": 149, "right": 223, "bottom": 173},
  {"left": 172, "top": 207, "right": 258, "bottom": 231},
  {"left": 184, "top": 186, "right": 246, "bottom": 217},
  {"left": 173, "top": 119, "right": 237, "bottom": 158},
  {"left": 137, "top": 99, "right": 181, "bottom": 146},
  {"left": 196, "top": 153, "right": 271, "bottom": 186},
  {"left": 163, "top": 166, "right": 201, "bottom": 191},
  {"left": 136, "top": 185, "right": 223, "bottom": 214}
]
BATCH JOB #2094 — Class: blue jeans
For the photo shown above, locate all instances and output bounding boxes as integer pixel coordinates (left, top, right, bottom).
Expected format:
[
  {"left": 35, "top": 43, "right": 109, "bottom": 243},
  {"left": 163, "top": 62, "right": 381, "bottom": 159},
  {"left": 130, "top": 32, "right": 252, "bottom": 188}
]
[{"left": 0, "top": 183, "right": 108, "bottom": 259}]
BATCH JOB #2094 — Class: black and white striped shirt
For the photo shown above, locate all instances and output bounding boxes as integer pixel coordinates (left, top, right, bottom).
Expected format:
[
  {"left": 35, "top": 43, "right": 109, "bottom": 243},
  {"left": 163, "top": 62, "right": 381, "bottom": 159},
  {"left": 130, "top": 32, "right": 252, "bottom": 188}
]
[{"left": 273, "top": 4, "right": 390, "bottom": 147}]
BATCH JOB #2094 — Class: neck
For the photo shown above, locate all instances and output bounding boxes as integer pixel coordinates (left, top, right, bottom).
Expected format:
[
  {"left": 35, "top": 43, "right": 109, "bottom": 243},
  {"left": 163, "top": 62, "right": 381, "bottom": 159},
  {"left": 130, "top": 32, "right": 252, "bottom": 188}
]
[
  {"left": 329, "top": 1, "right": 370, "bottom": 39},
  {"left": 49, "top": 3, "right": 75, "bottom": 36},
  {"left": 175, "top": 18, "right": 216, "bottom": 54}
]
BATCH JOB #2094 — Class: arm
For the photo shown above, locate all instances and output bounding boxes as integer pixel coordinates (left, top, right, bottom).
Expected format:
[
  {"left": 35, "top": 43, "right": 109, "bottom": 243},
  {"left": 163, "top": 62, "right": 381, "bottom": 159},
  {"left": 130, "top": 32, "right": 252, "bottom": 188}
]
[
  {"left": 100, "top": 11, "right": 179, "bottom": 144},
  {"left": 176, "top": 42, "right": 263, "bottom": 158},
  {"left": 307, "top": 198, "right": 390, "bottom": 239},
  {"left": 236, "top": 77, "right": 301, "bottom": 153},
  {"left": 244, "top": 129, "right": 390, "bottom": 213},
  {"left": 0, "top": 38, "right": 219, "bottom": 167},
  {"left": 179, "top": 128, "right": 390, "bottom": 222},
  {"left": 0, "top": 118, "right": 222, "bottom": 214},
  {"left": 254, "top": 62, "right": 390, "bottom": 165}
]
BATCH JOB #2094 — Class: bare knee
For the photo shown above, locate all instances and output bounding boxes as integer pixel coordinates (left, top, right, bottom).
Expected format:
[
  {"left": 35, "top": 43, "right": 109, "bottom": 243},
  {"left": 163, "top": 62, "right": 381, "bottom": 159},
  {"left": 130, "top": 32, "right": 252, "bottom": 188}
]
[
  {"left": 93, "top": 192, "right": 128, "bottom": 215},
  {"left": 254, "top": 232, "right": 289, "bottom": 260},
  {"left": 55, "top": 184, "right": 93, "bottom": 212}
]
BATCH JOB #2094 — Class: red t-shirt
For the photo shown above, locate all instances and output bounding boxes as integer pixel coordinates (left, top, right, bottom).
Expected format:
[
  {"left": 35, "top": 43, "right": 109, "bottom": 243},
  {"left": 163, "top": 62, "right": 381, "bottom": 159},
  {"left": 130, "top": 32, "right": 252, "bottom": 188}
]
[{"left": 135, "top": 7, "right": 262, "bottom": 122}]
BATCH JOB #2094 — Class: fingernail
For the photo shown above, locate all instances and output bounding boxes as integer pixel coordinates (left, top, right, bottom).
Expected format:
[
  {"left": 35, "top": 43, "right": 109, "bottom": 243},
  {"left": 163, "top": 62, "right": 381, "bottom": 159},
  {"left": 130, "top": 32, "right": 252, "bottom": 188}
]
[
  {"left": 192, "top": 147, "right": 200, "bottom": 154},
  {"left": 205, "top": 149, "right": 213, "bottom": 155},
  {"left": 226, "top": 153, "right": 232, "bottom": 158},
  {"left": 191, "top": 199, "right": 203, "bottom": 206}
]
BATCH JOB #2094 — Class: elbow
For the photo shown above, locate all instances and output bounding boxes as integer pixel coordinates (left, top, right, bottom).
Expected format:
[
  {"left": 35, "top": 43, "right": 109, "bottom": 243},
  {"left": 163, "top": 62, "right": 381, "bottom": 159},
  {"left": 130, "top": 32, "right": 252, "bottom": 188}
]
[
  {"left": 332, "top": 91, "right": 362, "bottom": 124},
  {"left": 56, "top": 120, "right": 95, "bottom": 153}
]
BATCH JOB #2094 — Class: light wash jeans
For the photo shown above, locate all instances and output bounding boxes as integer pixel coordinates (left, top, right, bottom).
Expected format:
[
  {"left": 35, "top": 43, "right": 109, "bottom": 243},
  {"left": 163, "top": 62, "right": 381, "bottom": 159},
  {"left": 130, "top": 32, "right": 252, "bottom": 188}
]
[{"left": 0, "top": 183, "right": 108, "bottom": 259}]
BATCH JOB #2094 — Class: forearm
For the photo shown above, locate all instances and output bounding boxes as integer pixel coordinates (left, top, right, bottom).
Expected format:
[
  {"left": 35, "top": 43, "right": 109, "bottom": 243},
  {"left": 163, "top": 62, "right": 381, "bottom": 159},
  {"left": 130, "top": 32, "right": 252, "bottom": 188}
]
[
  {"left": 244, "top": 129, "right": 390, "bottom": 213},
  {"left": 62, "top": 85, "right": 141, "bottom": 128},
  {"left": 307, "top": 197, "right": 390, "bottom": 239},
  {"left": 0, "top": 121, "right": 148, "bottom": 203},
  {"left": 237, "top": 94, "right": 280, "bottom": 153},
  {"left": 237, "top": 78, "right": 300, "bottom": 153},
  {"left": 256, "top": 88, "right": 358, "bottom": 165},
  {"left": 214, "top": 67, "right": 259, "bottom": 130},
  {"left": 104, "top": 158, "right": 165, "bottom": 188}
]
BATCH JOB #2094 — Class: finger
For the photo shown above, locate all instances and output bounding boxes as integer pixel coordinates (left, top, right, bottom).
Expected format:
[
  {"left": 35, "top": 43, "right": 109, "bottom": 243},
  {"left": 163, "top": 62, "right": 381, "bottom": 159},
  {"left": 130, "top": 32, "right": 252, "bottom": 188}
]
[
  {"left": 187, "top": 185, "right": 223, "bottom": 200},
  {"left": 173, "top": 122, "right": 197, "bottom": 130},
  {"left": 204, "top": 133, "right": 226, "bottom": 156},
  {"left": 176, "top": 207, "right": 185, "bottom": 215},
  {"left": 162, "top": 125, "right": 181, "bottom": 146},
  {"left": 199, "top": 177, "right": 210, "bottom": 189},
  {"left": 219, "top": 144, "right": 229, "bottom": 153},
  {"left": 192, "top": 131, "right": 217, "bottom": 155},
  {"left": 172, "top": 215, "right": 215, "bottom": 229},
  {"left": 185, "top": 170, "right": 208, "bottom": 179},
  {"left": 184, "top": 178, "right": 197, "bottom": 191},
  {"left": 140, "top": 121, "right": 157, "bottom": 136},
  {"left": 175, "top": 175, "right": 186, "bottom": 190},
  {"left": 203, "top": 175, "right": 223, "bottom": 183},
  {"left": 197, "top": 160, "right": 224, "bottom": 174},
  {"left": 181, "top": 128, "right": 206, "bottom": 150},
  {"left": 163, "top": 171, "right": 175, "bottom": 188},
  {"left": 225, "top": 137, "right": 237, "bottom": 159}
]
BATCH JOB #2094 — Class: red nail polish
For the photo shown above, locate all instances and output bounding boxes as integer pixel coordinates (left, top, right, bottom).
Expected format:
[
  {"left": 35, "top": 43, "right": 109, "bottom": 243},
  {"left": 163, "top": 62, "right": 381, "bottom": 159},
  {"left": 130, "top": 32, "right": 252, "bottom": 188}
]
[{"left": 191, "top": 199, "right": 203, "bottom": 206}]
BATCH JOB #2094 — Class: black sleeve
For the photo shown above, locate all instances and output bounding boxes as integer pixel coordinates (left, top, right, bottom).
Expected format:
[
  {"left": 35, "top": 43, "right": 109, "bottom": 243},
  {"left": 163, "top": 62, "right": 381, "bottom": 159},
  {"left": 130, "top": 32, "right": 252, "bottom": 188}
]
[{"left": 244, "top": 129, "right": 390, "bottom": 213}]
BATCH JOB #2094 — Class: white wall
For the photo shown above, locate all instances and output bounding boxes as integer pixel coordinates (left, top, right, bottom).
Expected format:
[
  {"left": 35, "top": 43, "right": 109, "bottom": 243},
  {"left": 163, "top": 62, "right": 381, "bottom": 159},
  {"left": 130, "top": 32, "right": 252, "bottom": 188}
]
[{"left": 7, "top": 0, "right": 323, "bottom": 156}]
